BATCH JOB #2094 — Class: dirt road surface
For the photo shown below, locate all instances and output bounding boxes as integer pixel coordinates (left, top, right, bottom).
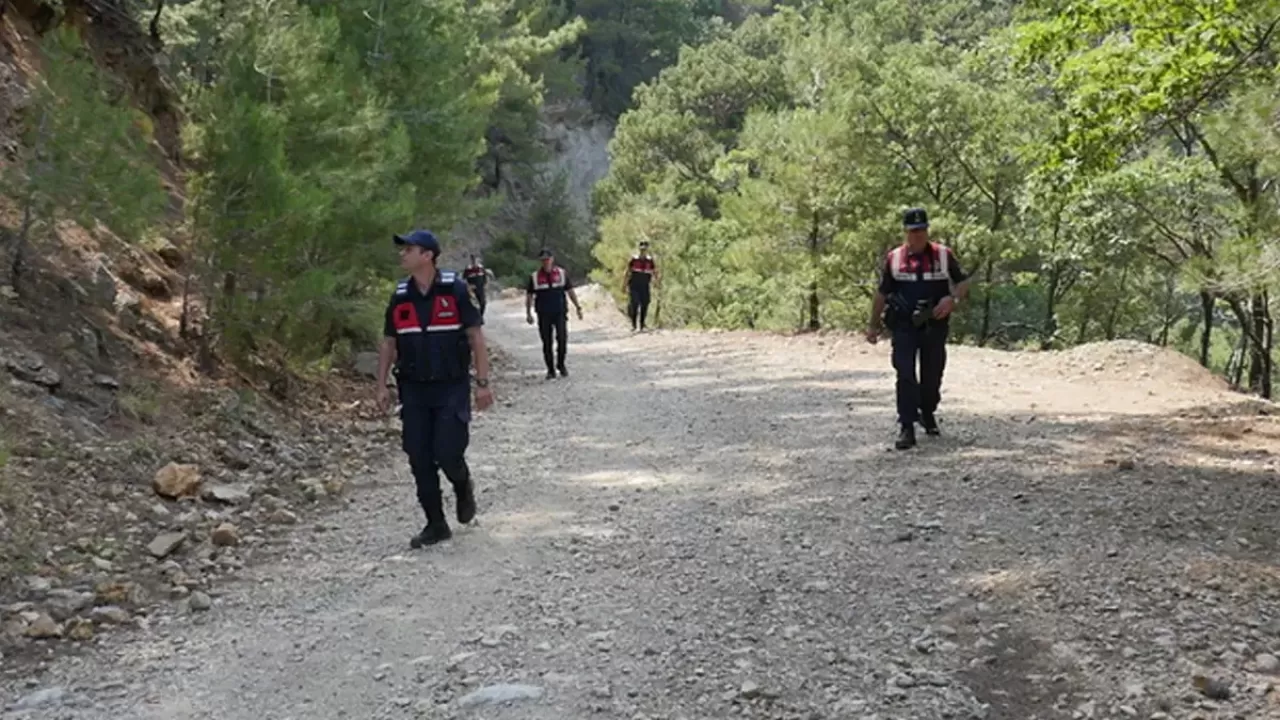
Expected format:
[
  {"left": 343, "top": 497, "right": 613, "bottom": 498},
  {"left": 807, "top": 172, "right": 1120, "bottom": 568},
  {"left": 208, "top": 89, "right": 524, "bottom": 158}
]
[{"left": 4, "top": 290, "right": 1280, "bottom": 719}]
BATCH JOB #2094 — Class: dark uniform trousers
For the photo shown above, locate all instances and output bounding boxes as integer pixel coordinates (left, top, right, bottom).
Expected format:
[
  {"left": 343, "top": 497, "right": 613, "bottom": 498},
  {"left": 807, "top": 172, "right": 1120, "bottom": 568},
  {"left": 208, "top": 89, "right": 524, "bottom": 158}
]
[
  {"left": 628, "top": 285, "right": 651, "bottom": 329},
  {"left": 538, "top": 311, "right": 568, "bottom": 371},
  {"left": 399, "top": 387, "right": 471, "bottom": 523},
  {"left": 891, "top": 321, "right": 949, "bottom": 425},
  {"left": 472, "top": 286, "right": 487, "bottom": 317}
]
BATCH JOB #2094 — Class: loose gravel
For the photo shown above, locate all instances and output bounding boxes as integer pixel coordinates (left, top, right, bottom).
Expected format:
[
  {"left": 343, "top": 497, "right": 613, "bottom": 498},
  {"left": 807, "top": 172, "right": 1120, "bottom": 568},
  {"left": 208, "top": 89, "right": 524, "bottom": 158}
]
[{"left": 3, "top": 291, "right": 1280, "bottom": 720}]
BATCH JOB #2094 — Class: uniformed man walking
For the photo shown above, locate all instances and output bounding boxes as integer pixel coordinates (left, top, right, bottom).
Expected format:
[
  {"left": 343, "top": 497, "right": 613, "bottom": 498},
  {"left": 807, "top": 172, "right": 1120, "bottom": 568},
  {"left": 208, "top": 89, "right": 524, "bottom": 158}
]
[
  {"left": 622, "top": 240, "right": 659, "bottom": 332},
  {"left": 525, "top": 248, "right": 583, "bottom": 379},
  {"left": 866, "top": 208, "right": 970, "bottom": 450},
  {"left": 462, "top": 254, "right": 494, "bottom": 317},
  {"left": 376, "top": 230, "right": 494, "bottom": 548}
]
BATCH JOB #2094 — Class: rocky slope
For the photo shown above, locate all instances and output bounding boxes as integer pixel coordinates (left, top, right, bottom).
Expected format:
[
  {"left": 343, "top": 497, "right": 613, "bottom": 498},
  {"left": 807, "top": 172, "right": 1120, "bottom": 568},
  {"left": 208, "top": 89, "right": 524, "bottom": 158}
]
[{"left": 2, "top": 291, "right": 1277, "bottom": 719}]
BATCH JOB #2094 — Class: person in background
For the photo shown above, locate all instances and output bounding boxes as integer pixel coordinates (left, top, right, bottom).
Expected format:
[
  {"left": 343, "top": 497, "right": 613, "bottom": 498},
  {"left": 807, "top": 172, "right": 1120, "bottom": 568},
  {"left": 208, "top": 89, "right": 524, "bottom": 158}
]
[
  {"left": 525, "top": 248, "right": 583, "bottom": 379},
  {"left": 622, "top": 240, "right": 658, "bottom": 332},
  {"left": 865, "top": 207, "right": 970, "bottom": 450},
  {"left": 462, "top": 254, "right": 494, "bottom": 317},
  {"left": 376, "top": 230, "right": 494, "bottom": 548}
]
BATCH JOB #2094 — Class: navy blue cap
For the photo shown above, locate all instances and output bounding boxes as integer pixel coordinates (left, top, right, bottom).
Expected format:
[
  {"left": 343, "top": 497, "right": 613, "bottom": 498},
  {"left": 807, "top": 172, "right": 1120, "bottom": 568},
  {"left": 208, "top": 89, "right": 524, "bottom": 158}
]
[
  {"left": 538, "top": 248, "right": 554, "bottom": 258},
  {"left": 393, "top": 229, "right": 441, "bottom": 253},
  {"left": 903, "top": 207, "right": 929, "bottom": 230}
]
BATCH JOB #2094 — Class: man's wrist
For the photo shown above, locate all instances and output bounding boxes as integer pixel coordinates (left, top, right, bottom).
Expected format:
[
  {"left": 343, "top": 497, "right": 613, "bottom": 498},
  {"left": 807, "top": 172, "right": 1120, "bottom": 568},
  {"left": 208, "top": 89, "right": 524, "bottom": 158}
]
[{"left": 474, "top": 377, "right": 490, "bottom": 388}]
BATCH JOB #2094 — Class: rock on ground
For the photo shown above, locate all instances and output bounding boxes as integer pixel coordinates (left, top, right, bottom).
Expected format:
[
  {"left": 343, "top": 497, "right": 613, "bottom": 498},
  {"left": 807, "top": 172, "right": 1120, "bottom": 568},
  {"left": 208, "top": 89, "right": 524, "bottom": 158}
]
[{"left": 2, "top": 294, "right": 1279, "bottom": 720}]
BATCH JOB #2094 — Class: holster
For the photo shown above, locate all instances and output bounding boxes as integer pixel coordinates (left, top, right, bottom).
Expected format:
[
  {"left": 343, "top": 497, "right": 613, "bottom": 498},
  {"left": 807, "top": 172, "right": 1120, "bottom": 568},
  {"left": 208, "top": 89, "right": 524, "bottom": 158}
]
[{"left": 883, "top": 294, "right": 934, "bottom": 331}]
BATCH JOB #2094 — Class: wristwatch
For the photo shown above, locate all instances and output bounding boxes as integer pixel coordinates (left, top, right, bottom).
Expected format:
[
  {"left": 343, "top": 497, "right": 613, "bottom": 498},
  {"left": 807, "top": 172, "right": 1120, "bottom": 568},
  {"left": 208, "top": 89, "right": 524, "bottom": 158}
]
[{"left": 474, "top": 378, "right": 490, "bottom": 388}]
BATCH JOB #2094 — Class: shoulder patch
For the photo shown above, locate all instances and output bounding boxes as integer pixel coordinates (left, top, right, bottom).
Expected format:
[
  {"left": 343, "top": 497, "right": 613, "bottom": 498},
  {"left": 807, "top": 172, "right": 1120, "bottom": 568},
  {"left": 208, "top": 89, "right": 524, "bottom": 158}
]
[
  {"left": 393, "top": 280, "right": 410, "bottom": 297},
  {"left": 438, "top": 270, "right": 456, "bottom": 284}
]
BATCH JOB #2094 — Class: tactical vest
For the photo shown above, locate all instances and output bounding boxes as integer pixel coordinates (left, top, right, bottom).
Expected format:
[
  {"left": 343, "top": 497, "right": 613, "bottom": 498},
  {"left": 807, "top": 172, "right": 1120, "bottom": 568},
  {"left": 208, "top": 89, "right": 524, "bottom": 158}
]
[
  {"left": 628, "top": 255, "right": 655, "bottom": 287},
  {"left": 883, "top": 243, "right": 954, "bottom": 328},
  {"left": 530, "top": 266, "right": 569, "bottom": 316},
  {"left": 389, "top": 272, "right": 471, "bottom": 383},
  {"left": 531, "top": 266, "right": 567, "bottom": 291},
  {"left": 628, "top": 255, "right": 655, "bottom": 275},
  {"left": 887, "top": 243, "right": 952, "bottom": 283}
]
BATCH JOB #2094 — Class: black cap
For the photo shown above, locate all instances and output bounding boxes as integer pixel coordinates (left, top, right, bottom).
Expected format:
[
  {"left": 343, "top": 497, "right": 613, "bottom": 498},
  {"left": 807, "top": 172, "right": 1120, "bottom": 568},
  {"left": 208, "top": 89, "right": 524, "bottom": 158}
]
[
  {"left": 538, "top": 248, "right": 554, "bottom": 258},
  {"left": 393, "top": 229, "right": 441, "bottom": 254},
  {"left": 638, "top": 240, "right": 650, "bottom": 248},
  {"left": 903, "top": 207, "right": 929, "bottom": 230}
]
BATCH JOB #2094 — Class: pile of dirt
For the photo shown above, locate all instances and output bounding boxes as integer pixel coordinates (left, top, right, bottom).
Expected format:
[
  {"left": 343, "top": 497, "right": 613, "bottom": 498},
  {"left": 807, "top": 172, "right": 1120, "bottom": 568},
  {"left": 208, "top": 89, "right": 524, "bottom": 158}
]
[{"left": 1017, "top": 339, "right": 1231, "bottom": 390}]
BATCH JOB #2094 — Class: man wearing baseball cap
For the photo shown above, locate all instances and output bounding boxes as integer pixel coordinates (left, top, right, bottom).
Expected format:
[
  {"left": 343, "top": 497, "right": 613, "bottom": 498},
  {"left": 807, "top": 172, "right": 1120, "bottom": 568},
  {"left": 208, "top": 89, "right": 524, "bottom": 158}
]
[
  {"left": 622, "top": 240, "right": 659, "bottom": 332},
  {"left": 525, "top": 247, "right": 584, "bottom": 379},
  {"left": 865, "top": 208, "right": 970, "bottom": 449},
  {"left": 377, "top": 229, "right": 494, "bottom": 548}
]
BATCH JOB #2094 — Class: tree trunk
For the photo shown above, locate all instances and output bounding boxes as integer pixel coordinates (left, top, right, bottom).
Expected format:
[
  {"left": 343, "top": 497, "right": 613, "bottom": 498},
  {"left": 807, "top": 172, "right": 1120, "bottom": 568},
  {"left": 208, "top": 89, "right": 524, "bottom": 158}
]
[
  {"left": 808, "top": 282, "right": 819, "bottom": 331},
  {"left": 1198, "top": 291, "right": 1214, "bottom": 367},
  {"left": 179, "top": 271, "right": 192, "bottom": 339},
  {"left": 1159, "top": 275, "right": 1175, "bottom": 346},
  {"left": 1042, "top": 266, "right": 1060, "bottom": 350},
  {"left": 978, "top": 257, "right": 994, "bottom": 347},
  {"left": 149, "top": 0, "right": 165, "bottom": 43},
  {"left": 1103, "top": 267, "right": 1130, "bottom": 340},
  {"left": 1247, "top": 291, "right": 1272, "bottom": 399}
]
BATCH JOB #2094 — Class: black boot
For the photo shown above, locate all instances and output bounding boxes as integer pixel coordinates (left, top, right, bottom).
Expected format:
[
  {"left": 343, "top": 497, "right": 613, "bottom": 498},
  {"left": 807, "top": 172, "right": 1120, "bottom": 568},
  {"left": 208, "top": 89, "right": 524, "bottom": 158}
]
[
  {"left": 557, "top": 363, "right": 568, "bottom": 377},
  {"left": 456, "top": 479, "right": 476, "bottom": 524},
  {"left": 895, "top": 424, "right": 917, "bottom": 450},
  {"left": 410, "top": 522, "right": 452, "bottom": 548},
  {"left": 920, "top": 411, "right": 940, "bottom": 436},
  {"left": 412, "top": 492, "right": 452, "bottom": 548},
  {"left": 545, "top": 368, "right": 556, "bottom": 379}
]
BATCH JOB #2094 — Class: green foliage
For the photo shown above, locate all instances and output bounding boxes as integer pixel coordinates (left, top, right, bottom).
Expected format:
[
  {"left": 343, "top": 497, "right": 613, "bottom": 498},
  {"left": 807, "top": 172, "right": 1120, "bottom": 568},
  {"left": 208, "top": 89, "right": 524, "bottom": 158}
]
[
  {"left": 173, "top": 0, "right": 581, "bottom": 367},
  {"left": 2, "top": 27, "right": 167, "bottom": 285},
  {"left": 593, "top": 0, "right": 1280, "bottom": 397}
]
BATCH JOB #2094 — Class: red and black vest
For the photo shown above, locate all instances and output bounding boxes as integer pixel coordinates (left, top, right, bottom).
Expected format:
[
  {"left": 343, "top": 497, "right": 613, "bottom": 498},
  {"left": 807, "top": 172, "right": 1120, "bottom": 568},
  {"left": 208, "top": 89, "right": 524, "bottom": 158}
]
[
  {"left": 883, "top": 242, "right": 955, "bottom": 317},
  {"left": 463, "top": 263, "right": 486, "bottom": 287},
  {"left": 529, "top": 266, "right": 569, "bottom": 315},
  {"left": 389, "top": 271, "right": 470, "bottom": 383},
  {"left": 627, "top": 254, "right": 655, "bottom": 289}
]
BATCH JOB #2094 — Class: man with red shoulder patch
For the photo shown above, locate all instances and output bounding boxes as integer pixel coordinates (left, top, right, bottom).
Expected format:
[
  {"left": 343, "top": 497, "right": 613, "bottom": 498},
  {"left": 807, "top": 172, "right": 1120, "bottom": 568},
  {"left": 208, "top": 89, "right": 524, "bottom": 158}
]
[
  {"left": 376, "top": 229, "right": 494, "bottom": 549},
  {"left": 622, "top": 240, "right": 658, "bottom": 332},
  {"left": 525, "top": 247, "right": 583, "bottom": 379},
  {"left": 865, "top": 207, "right": 970, "bottom": 450}
]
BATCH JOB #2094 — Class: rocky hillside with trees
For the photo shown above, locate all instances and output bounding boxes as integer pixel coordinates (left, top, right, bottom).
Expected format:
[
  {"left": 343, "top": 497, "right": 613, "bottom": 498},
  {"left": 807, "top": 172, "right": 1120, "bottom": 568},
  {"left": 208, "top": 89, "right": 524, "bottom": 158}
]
[
  {"left": 0, "top": 0, "right": 772, "bottom": 656},
  {"left": 1, "top": 0, "right": 1279, "bottom": 676}
]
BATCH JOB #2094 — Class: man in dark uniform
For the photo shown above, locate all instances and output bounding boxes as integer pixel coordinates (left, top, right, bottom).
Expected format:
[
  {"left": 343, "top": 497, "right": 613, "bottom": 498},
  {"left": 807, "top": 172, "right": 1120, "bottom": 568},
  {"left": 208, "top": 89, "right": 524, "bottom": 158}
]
[
  {"left": 376, "top": 230, "right": 495, "bottom": 548},
  {"left": 622, "top": 240, "right": 659, "bottom": 332},
  {"left": 866, "top": 208, "right": 970, "bottom": 450},
  {"left": 462, "top": 254, "right": 493, "bottom": 317},
  {"left": 525, "top": 248, "right": 583, "bottom": 379}
]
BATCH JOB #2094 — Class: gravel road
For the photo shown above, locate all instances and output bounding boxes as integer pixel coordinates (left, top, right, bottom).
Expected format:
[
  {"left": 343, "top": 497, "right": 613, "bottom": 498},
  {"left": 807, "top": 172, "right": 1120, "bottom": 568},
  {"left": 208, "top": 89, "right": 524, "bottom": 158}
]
[{"left": 4, "top": 291, "right": 1280, "bottom": 719}]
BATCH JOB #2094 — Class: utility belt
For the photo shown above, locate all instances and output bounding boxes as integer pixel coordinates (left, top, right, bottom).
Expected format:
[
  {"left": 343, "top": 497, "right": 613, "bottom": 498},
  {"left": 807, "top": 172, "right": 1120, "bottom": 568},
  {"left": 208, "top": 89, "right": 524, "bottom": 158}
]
[
  {"left": 393, "top": 336, "right": 471, "bottom": 384},
  {"left": 883, "top": 293, "right": 937, "bottom": 331}
]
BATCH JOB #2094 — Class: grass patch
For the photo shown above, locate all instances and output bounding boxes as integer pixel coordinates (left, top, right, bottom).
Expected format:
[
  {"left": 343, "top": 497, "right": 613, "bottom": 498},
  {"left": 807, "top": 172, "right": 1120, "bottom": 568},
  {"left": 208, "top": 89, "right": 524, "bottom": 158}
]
[{"left": 117, "top": 379, "right": 164, "bottom": 424}]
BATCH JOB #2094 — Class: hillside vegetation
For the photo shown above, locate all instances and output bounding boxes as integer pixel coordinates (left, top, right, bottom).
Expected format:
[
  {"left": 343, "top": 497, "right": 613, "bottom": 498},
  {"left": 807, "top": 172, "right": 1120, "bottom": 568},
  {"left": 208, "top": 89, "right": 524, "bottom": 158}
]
[{"left": 591, "top": 0, "right": 1280, "bottom": 399}]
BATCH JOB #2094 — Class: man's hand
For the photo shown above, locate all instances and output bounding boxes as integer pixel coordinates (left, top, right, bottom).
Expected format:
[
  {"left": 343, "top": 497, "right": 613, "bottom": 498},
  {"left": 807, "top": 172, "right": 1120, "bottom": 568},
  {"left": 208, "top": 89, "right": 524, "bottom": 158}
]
[
  {"left": 933, "top": 296, "right": 955, "bottom": 319},
  {"left": 375, "top": 384, "right": 392, "bottom": 413},
  {"left": 474, "top": 386, "right": 494, "bottom": 411},
  {"left": 865, "top": 326, "right": 881, "bottom": 344},
  {"left": 575, "top": 306, "right": 584, "bottom": 320},
  {"left": 526, "top": 312, "right": 534, "bottom": 325}
]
